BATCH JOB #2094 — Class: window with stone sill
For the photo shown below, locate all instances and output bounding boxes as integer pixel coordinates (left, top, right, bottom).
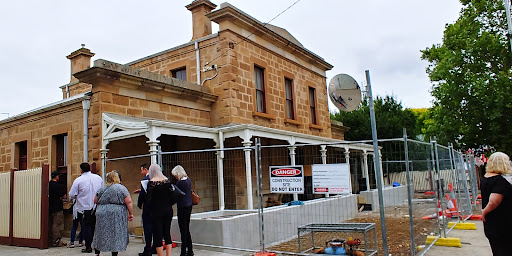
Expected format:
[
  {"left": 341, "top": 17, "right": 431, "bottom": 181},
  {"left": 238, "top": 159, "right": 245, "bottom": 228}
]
[
  {"left": 171, "top": 67, "right": 187, "bottom": 81},
  {"left": 15, "top": 140, "right": 27, "bottom": 170},
  {"left": 309, "top": 86, "right": 317, "bottom": 124},
  {"left": 254, "top": 65, "right": 266, "bottom": 113},
  {"left": 285, "top": 77, "right": 295, "bottom": 120}
]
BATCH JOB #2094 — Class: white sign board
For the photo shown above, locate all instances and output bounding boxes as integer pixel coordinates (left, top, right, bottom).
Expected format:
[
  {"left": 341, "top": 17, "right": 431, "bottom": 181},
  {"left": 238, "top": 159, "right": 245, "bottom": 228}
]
[
  {"left": 312, "top": 163, "right": 351, "bottom": 194},
  {"left": 269, "top": 166, "right": 304, "bottom": 194}
]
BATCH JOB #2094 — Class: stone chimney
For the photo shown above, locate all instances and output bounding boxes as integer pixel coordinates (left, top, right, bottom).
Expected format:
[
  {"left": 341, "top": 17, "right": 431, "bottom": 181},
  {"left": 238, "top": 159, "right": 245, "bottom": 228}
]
[
  {"left": 186, "top": 0, "right": 217, "bottom": 41},
  {"left": 62, "top": 45, "right": 95, "bottom": 98},
  {"left": 66, "top": 44, "right": 95, "bottom": 83}
]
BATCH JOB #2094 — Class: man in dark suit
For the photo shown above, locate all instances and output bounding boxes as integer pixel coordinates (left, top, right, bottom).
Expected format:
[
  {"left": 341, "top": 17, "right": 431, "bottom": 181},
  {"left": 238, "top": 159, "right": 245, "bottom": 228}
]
[
  {"left": 136, "top": 163, "right": 156, "bottom": 256},
  {"left": 49, "top": 170, "right": 66, "bottom": 247}
]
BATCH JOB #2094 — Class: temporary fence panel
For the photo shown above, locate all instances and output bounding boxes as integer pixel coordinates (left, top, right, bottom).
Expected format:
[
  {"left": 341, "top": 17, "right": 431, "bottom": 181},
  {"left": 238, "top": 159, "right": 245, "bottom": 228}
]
[
  {"left": 261, "top": 142, "right": 377, "bottom": 255},
  {"left": 377, "top": 139, "right": 442, "bottom": 256},
  {"left": 467, "top": 155, "right": 479, "bottom": 205},
  {"left": 0, "top": 172, "right": 10, "bottom": 241},
  {"left": 452, "top": 152, "right": 472, "bottom": 220}
]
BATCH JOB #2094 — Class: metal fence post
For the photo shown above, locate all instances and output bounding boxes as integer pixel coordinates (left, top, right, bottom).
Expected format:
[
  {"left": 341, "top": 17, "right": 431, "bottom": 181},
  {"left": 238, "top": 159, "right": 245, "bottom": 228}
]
[
  {"left": 461, "top": 154, "right": 473, "bottom": 219},
  {"left": 448, "top": 145, "right": 462, "bottom": 223},
  {"left": 432, "top": 139, "right": 447, "bottom": 237},
  {"left": 429, "top": 140, "right": 442, "bottom": 238},
  {"left": 403, "top": 129, "right": 415, "bottom": 256},
  {"left": 468, "top": 156, "right": 478, "bottom": 205},
  {"left": 365, "top": 70, "right": 389, "bottom": 256},
  {"left": 255, "top": 138, "right": 265, "bottom": 254}
]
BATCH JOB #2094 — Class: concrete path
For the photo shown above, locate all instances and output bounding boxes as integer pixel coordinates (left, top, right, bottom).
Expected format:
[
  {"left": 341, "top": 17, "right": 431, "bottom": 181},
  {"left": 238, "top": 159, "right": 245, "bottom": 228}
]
[
  {"left": 424, "top": 220, "right": 492, "bottom": 256},
  {"left": 0, "top": 237, "right": 243, "bottom": 256}
]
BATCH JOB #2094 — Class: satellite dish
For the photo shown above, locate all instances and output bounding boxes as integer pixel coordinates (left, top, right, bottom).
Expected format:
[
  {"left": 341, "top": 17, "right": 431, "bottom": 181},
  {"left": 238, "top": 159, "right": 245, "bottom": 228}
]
[{"left": 328, "top": 74, "right": 362, "bottom": 112}]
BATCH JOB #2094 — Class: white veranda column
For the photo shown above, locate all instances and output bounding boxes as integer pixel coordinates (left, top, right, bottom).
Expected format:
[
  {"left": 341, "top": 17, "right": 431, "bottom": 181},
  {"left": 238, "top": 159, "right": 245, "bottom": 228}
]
[
  {"left": 288, "top": 145, "right": 298, "bottom": 201},
  {"left": 345, "top": 147, "right": 351, "bottom": 193},
  {"left": 100, "top": 149, "right": 109, "bottom": 181},
  {"left": 216, "top": 151, "right": 225, "bottom": 210},
  {"left": 216, "top": 132, "right": 225, "bottom": 210},
  {"left": 363, "top": 151, "right": 370, "bottom": 191},
  {"left": 147, "top": 140, "right": 160, "bottom": 164},
  {"left": 379, "top": 149, "right": 385, "bottom": 186},
  {"left": 243, "top": 141, "right": 254, "bottom": 210},
  {"left": 320, "top": 145, "right": 329, "bottom": 197}
]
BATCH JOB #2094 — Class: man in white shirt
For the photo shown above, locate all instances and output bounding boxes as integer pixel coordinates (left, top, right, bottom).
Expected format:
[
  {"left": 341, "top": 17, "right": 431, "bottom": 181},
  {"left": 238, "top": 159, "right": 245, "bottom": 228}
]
[{"left": 69, "top": 162, "right": 103, "bottom": 253}]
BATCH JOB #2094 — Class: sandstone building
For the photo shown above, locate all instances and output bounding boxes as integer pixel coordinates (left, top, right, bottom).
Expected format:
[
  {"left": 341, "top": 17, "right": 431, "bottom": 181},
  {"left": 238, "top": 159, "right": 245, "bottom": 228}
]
[{"left": 0, "top": 1, "right": 375, "bottom": 217}]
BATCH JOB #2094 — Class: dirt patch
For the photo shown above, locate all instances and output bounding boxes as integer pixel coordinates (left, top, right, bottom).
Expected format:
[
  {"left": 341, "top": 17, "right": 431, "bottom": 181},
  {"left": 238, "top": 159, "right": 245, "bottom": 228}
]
[{"left": 268, "top": 205, "right": 438, "bottom": 256}]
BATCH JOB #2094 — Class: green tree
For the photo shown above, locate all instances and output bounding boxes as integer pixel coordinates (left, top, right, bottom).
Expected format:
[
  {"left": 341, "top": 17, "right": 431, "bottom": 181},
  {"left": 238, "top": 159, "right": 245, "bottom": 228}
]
[
  {"left": 421, "top": 0, "right": 512, "bottom": 152},
  {"left": 331, "top": 96, "right": 417, "bottom": 141}
]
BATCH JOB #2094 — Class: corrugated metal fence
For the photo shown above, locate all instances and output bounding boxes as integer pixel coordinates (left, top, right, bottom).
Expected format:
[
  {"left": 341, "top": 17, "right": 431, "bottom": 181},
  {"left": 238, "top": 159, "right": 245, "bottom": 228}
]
[
  {"left": 0, "top": 164, "right": 49, "bottom": 249},
  {"left": 0, "top": 172, "right": 10, "bottom": 240}
]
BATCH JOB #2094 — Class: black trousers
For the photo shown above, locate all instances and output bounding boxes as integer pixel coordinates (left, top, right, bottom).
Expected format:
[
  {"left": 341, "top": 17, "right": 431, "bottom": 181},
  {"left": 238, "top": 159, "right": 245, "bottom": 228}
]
[
  {"left": 178, "top": 206, "right": 193, "bottom": 255},
  {"left": 152, "top": 214, "right": 172, "bottom": 247},
  {"left": 489, "top": 236, "right": 512, "bottom": 256},
  {"left": 142, "top": 213, "right": 154, "bottom": 253},
  {"left": 80, "top": 210, "right": 96, "bottom": 249}
]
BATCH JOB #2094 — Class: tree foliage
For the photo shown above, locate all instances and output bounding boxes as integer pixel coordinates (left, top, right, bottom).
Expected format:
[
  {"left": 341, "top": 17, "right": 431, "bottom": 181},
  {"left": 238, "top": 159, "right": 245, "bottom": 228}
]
[
  {"left": 331, "top": 96, "right": 417, "bottom": 141},
  {"left": 421, "top": 0, "right": 512, "bottom": 152}
]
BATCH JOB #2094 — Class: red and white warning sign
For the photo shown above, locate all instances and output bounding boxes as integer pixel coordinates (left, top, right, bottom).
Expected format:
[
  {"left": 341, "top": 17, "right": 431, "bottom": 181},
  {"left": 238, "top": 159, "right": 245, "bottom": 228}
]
[{"left": 269, "top": 166, "right": 304, "bottom": 194}]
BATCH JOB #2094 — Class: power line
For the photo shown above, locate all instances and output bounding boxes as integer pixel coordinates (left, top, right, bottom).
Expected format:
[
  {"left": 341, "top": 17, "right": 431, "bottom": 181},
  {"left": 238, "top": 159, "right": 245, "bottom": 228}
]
[{"left": 206, "top": 0, "right": 302, "bottom": 67}]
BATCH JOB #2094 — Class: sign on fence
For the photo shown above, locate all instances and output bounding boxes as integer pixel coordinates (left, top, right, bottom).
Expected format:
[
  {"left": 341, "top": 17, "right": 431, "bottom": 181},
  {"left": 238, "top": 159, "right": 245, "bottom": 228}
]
[
  {"left": 269, "top": 166, "right": 304, "bottom": 193},
  {"left": 312, "top": 163, "right": 352, "bottom": 194}
]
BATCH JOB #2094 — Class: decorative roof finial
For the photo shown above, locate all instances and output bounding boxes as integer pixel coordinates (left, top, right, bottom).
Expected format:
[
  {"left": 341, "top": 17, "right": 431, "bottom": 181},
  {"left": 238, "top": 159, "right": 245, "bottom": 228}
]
[{"left": 81, "top": 44, "right": 85, "bottom": 48}]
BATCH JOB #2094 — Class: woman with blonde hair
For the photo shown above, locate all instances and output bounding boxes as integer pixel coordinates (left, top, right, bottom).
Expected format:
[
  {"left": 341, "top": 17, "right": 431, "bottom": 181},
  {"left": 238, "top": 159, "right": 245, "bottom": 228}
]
[
  {"left": 92, "top": 171, "right": 133, "bottom": 256},
  {"left": 172, "top": 165, "right": 194, "bottom": 256},
  {"left": 481, "top": 152, "right": 512, "bottom": 255},
  {"left": 146, "top": 164, "right": 184, "bottom": 256}
]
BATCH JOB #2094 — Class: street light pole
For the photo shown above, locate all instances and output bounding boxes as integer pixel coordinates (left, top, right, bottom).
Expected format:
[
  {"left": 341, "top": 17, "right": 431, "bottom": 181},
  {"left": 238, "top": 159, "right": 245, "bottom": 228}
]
[{"left": 503, "top": 0, "right": 512, "bottom": 52}]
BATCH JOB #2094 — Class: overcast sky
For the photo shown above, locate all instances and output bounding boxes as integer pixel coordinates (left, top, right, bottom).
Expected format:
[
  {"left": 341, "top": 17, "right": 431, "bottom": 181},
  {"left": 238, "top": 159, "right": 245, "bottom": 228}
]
[{"left": 0, "top": 0, "right": 462, "bottom": 119}]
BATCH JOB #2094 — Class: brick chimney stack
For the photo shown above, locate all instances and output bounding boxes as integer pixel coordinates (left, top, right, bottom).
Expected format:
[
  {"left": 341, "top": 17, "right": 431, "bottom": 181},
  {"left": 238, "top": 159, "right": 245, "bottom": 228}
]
[
  {"left": 186, "top": 0, "right": 217, "bottom": 41},
  {"left": 66, "top": 45, "right": 95, "bottom": 83}
]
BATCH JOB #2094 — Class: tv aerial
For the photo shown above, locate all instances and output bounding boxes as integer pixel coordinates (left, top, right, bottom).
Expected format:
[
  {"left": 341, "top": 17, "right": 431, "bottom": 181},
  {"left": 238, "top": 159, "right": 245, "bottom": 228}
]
[{"left": 328, "top": 74, "right": 362, "bottom": 112}]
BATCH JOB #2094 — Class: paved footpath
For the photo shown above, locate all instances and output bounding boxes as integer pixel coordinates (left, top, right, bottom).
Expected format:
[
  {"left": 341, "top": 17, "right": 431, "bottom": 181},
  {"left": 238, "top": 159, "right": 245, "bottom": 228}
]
[
  {"left": 424, "top": 220, "right": 491, "bottom": 256},
  {"left": 0, "top": 221, "right": 491, "bottom": 256},
  {"left": 0, "top": 237, "right": 243, "bottom": 256}
]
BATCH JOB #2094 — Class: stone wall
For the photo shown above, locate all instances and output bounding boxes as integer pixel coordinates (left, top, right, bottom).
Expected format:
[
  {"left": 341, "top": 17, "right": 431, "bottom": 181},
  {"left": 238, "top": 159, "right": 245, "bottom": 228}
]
[
  {"left": 129, "top": 30, "right": 334, "bottom": 138},
  {"left": 0, "top": 103, "right": 85, "bottom": 185}
]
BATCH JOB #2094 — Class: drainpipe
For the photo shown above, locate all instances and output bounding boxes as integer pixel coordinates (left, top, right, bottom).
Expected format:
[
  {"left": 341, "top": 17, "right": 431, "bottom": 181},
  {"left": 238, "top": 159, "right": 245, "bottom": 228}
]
[
  {"left": 195, "top": 41, "right": 201, "bottom": 85},
  {"left": 82, "top": 96, "right": 91, "bottom": 162}
]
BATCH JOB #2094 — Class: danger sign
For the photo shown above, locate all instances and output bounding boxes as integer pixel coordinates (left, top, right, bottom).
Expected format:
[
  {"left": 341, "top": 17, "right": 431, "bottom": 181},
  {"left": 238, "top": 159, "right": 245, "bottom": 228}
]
[{"left": 269, "top": 166, "right": 304, "bottom": 194}]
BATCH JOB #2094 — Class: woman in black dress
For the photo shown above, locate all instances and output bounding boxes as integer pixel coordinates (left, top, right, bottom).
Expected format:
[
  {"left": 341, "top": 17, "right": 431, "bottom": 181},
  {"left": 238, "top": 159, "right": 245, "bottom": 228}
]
[
  {"left": 146, "top": 164, "right": 178, "bottom": 256},
  {"left": 171, "top": 165, "right": 193, "bottom": 256},
  {"left": 481, "top": 152, "right": 512, "bottom": 256}
]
